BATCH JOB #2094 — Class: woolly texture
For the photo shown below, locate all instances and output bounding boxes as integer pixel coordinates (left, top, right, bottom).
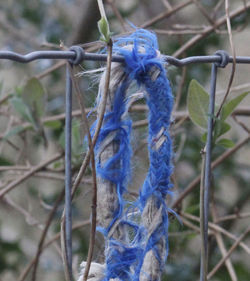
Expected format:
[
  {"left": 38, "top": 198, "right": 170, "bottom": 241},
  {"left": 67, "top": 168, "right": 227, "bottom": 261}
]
[
  {"left": 93, "top": 61, "right": 139, "bottom": 281},
  {"left": 78, "top": 29, "right": 174, "bottom": 281},
  {"left": 113, "top": 29, "right": 174, "bottom": 281}
]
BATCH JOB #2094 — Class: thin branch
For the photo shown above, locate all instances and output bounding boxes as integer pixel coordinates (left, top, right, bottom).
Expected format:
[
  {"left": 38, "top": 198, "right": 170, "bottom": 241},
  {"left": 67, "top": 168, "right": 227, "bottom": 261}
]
[
  {"left": 232, "top": 115, "right": 250, "bottom": 134},
  {"left": 208, "top": 226, "right": 250, "bottom": 279},
  {"left": 2, "top": 169, "right": 92, "bottom": 184},
  {"left": 153, "top": 29, "right": 204, "bottom": 35},
  {"left": 191, "top": 0, "right": 215, "bottom": 26},
  {"left": 173, "top": 66, "right": 187, "bottom": 111},
  {"left": 141, "top": 0, "right": 193, "bottom": 28},
  {"left": 70, "top": 40, "right": 113, "bottom": 200},
  {"left": 0, "top": 93, "right": 12, "bottom": 106},
  {"left": 216, "top": 0, "right": 237, "bottom": 118},
  {"left": 106, "top": 0, "right": 127, "bottom": 32},
  {"left": 3, "top": 106, "right": 250, "bottom": 140},
  {"left": 212, "top": 0, "right": 225, "bottom": 19},
  {"left": 82, "top": 39, "right": 113, "bottom": 281},
  {"left": 35, "top": 61, "right": 65, "bottom": 80},
  {"left": 173, "top": 2, "right": 250, "bottom": 57},
  {"left": 182, "top": 212, "right": 250, "bottom": 255},
  {"left": 64, "top": 63, "right": 98, "bottom": 280},
  {"left": 31, "top": 189, "right": 65, "bottom": 281},
  {"left": 18, "top": 219, "right": 90, "bottom": 281},
  {"left": 172, "top": 136, "right": 250, "bottom": 208},
  {"left": 3, "top": 195, "right": 43, "bottom": 228},
  {"left": 211, "top": 204, "right": 238, "bottom": 281},
  {"left": 59, "top": 40, "right": 113, "bottom": 281},
  {"left": 200, "top": 151, "right": 208, "bottom": 280},
  {"left": 215, "top": 212, "right": 250, "bottom": 223},
  {"left": 0, "top": 153, "right": 63, "bottom": 199}
]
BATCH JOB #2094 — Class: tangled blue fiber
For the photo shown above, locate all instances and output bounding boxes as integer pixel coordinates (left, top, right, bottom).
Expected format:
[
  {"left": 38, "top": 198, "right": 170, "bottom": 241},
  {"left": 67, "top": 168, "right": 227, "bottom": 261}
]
[{"left": 92, "top": 28, "right": 174, "bottom": 281}]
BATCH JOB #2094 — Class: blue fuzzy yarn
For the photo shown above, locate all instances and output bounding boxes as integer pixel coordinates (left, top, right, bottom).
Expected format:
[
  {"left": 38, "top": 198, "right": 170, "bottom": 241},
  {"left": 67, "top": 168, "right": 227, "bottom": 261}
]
[
  {"left": 92, "top": 79, "right": 132, "bottom": 235},
  {"left": 92, "top": 29, "right": 174, "bottom": 281}
]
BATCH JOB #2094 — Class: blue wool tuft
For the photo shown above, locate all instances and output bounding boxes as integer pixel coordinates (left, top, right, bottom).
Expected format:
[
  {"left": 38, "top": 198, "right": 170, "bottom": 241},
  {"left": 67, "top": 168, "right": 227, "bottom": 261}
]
[
  {"left": 92, "top": 79, "right": 132, "bottom": 235},
  {"left": 113, "top": 29, "right": 164, "bottom": 82},
  {"left": 92, "top": 28, "right": 174, "bottom": 281}
]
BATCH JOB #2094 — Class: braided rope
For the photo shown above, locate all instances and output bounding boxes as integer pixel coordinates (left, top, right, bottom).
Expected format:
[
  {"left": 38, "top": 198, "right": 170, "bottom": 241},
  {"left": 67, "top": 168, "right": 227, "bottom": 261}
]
[
  {"left": 78, "top": 29, "right": 174, "bottom": 281},
  {"left": 78, "top": 58, "right": 135, "bottom": 281}
]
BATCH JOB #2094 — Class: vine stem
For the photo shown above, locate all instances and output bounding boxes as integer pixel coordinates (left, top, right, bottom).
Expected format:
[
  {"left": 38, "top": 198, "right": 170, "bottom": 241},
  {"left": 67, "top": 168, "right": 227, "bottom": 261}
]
[
  {"left": 200, "top": 150, "right": 207, "bottom": 281},
  {"left": 82, "top": 39, "right": 113, "bottom": 281}
]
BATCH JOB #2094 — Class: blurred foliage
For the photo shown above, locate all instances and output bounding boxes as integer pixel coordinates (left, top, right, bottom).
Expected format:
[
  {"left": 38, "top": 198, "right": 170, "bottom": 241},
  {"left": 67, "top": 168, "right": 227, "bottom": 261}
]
[{"left": 0, "top": 0, "right": 249, "bottom": 280}]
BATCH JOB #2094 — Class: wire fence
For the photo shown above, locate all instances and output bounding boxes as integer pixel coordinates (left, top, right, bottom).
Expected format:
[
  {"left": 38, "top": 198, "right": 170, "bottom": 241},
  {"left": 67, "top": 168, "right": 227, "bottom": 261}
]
[{"left": 0, "top": 47, "right": 250, "bottom": 281}]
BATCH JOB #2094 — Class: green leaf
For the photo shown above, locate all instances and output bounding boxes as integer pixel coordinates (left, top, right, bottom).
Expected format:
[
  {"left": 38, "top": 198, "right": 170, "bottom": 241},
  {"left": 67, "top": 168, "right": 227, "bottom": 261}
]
[
  {"left": 214, "top": 120, "right": 231, "bottom": 139},
  {"left": 187, "top": 79, "right": 210, "bottom": 129},
  {"left": 98, "top": 17, "right": 110, "bottom": 43},
  {"left": 201, "top": 132, "right": 207, "bottom": 143},
  {"left": 43, "top": 120, "right": 62, "bottom": 129},
  {"left": 202, "top": 122, "right": 231, "bottom": 143},
  {"left": 221, "top": 91, "right": 250, "bottom": 121},
  {"left": 22, "top": 78, "right": 45, "bottom": 118},
  {"left": 53, "top": 161, "right": 62, "bottom": 169},
  {"left": 10, "top": 97, "right": 36, "bottom": 128},
  {"left": 217, "top": 138, "right": 235, "bottom": 148},
  {"left": 3, "top": 126, "right": 28, "bottom": 139},
  {"left": 0, "top": 156, "right": 13, "bottom": 166},
  {"left": 216, "top": 122, "right": 231, "bottom": 138}
]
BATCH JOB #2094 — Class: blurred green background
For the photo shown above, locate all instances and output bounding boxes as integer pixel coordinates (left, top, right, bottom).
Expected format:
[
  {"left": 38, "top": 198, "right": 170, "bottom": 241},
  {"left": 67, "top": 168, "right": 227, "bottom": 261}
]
[{"left": 0, "top": 1, "right": 249, "bottom": 280}]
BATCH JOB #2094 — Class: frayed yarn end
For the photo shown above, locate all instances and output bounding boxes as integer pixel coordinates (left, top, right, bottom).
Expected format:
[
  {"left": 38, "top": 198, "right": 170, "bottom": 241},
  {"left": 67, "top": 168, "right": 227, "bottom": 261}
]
[{"left": 113, "top": 29, "right": 164, "bottom": 82}]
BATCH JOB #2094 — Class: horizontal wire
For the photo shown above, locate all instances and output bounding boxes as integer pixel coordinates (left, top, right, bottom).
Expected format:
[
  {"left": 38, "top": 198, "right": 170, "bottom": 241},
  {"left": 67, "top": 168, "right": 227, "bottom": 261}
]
[{"left": 0, "top": 50, "right": 250, "bottom": 66}]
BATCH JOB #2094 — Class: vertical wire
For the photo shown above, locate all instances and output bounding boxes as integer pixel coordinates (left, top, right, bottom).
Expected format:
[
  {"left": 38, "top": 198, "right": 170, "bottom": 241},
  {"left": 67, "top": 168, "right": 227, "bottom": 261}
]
[
  {"left": 200, "top": 63, "right": 218, "bottom": 281},
  {"left": 65, "top": 63, "right": 73, "bottom": 280}
]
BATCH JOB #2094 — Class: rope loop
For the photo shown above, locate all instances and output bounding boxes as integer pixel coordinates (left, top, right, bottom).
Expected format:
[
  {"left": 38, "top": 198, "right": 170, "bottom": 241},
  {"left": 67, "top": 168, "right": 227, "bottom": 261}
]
[
  {"left": 214, "top": 50, "right": 230, "bottom": 68},
  {"left": 69, "top": 45, "right": 85, "bottom": 64},
  {"left": 78, "top": 29, "right": 174, "bottom": 281}
]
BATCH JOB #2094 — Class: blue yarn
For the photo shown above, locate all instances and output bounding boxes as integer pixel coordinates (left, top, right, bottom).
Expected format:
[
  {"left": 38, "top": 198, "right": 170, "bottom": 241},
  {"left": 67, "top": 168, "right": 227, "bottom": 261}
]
[
  {"left": 92, "top": 79, "right": 132, "bottom": 235},
  {"left": 92, "top": 29, "right": 174, "bottom": 280}
]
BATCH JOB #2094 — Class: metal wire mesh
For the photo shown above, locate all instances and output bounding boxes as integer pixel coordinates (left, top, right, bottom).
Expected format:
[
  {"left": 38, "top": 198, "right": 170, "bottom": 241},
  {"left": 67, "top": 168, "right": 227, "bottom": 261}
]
[{"left": 0, "top": 47, "right": 250, "bottom": 281}]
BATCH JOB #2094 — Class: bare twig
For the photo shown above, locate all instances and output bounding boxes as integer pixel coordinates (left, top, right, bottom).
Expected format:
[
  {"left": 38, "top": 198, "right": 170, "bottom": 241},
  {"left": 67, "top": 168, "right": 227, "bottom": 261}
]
[
  {"left": 31, "top": 189, "right": 65, "bottom": 281},
  {"left": 232, "top": 115, "right": 250, "bottom": 134},
  {"left": 18, "top": 219, "right": 90, "bottom": 281},
  {"left": 70, "top": 40, "right": 113, "bottom": 201},
  {"left": 0, "top": 11, "right": 40, "bottom": 48},
  {"left": 212, "top": 0, "right": 225, "bottom": 19},
  {"left": 63, "top": 61, "right": 98, "bottom": 280},
  {"left": 3, "top": 195, "right": 42, "bottom": 228},
  {"left": 141, "top": 0, "right": 193, "bottom": 28},
  {"left": 153, "top": 29, "right": 204, "bottom": 35},
  {"left": 172, "top": 136, "right": 250, "bottom": 208},
  {"left": 0, "top": 153, "right": 63, "bottom": 199},
  {"left": 182, "top": 212, "right": 250, "bottom": 255},
  {"left": 208, "top": 226, "right": 250, "bottom": 279},
  {"left": 0, "top": 93, "right": 12, "bottom": 106},
  {"left": 35, "top": 61, "right": 65, "bottom": 80},
  {"left": 211, "top": 204, "right": 238, "bottom": 281},
  {"left": 173, "top": 2, "right": 250, "bottom": 57},
  {"left": 81, "top": 40, "right": 113, "bottom": 281},
  {"left": 216, "top": 0, "right": 237, "bottom": 118},
  {"left": 191, "top": 0, "right": 215, "bottom": 26},
  {"left": 1, "top": 169, "right": 92, "bottom": 184},
  {"left": 106, "top": 0, "right": 127, "bottom": 32},
  {"left": 199, "top": 151, "right": 208, "bottom": 280},
  {"left": 2, "top": 106, "right": 249, "bottom": 140},
  {"left": 215, "top": 212, "right": 250, "bottom": 223},
  {"left": 173, "top": 66, "right": 187, "bottom": 111}
]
